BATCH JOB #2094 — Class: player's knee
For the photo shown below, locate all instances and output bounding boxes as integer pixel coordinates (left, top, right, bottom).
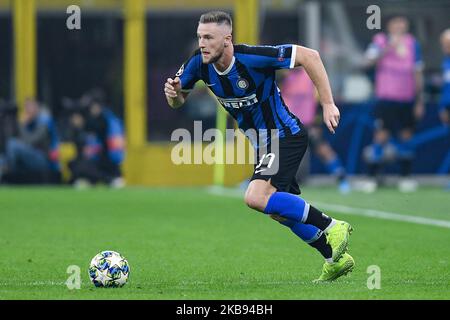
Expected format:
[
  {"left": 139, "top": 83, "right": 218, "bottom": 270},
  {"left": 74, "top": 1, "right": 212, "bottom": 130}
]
[
  {"left": 244, "top": 180, "right": 276, "bottom": 211},
  {"left": 244, "top": 188, "right": 273, "bottom": 212},
  {"left": 244, "top": 191, "right": 265, "bottom": 211}
]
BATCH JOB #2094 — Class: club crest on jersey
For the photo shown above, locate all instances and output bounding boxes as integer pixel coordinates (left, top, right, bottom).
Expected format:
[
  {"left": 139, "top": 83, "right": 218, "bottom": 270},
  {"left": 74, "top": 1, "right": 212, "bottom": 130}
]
[
  {"left": 236, "top": 78, "right": 249, "bottom": 90},
  {"left": 176, "top": 64, "right": 184, "bottom": 77}
]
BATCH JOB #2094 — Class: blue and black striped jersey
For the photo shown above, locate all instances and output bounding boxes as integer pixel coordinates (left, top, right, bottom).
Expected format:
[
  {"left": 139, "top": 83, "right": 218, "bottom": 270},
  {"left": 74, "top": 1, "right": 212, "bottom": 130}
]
[{"left": 176, "top": 44, "right": 303, "bottom": 144}]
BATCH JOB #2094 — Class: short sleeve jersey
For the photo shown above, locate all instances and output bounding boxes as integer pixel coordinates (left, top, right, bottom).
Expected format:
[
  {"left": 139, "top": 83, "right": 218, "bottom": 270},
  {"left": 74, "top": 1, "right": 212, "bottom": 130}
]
[{"left": 176, "top": 44, "right": 303, "bottom": 142}]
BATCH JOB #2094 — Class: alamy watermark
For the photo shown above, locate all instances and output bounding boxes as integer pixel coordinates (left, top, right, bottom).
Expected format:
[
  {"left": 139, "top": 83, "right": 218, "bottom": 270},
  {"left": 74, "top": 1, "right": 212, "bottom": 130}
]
[
  {"left": 367, "top": 265, "right": 381, "bottom": 290},
  {"left": 170, "top": 121, "right": 280, "bottom": 175},
  {"left": 366, "top": 5, "right": 381, "bottom": 30},
  {"left": 66, "top": 265, "right": 81, "bottom": 290},
  {"left": 66, "top": 5, "right": 81, "bottom": 30}
]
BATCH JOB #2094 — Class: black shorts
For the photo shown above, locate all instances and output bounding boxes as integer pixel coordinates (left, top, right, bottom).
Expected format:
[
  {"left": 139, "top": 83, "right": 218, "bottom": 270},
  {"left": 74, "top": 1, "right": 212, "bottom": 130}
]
[
  {"left": 250, "top": 130, "right": 308, "bottom": 195},
  {"left": 374, "top": 100, "right": 415, "bottom": 133}
]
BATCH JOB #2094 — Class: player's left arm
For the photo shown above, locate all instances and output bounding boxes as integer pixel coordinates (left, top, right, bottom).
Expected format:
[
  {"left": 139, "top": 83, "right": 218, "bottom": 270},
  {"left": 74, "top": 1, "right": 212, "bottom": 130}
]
[{"left": 293, "top": 45, "right": 339, "bottom": 134}]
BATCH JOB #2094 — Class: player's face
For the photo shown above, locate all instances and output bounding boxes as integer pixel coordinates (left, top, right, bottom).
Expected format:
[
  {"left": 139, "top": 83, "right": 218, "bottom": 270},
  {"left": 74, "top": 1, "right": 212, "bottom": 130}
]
[{"left": 197, "top": 23, "right": 229, "bottom": 64}]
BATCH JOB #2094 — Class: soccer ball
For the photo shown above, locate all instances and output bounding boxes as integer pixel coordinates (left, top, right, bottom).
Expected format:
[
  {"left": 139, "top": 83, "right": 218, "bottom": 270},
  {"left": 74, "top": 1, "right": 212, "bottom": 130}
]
[{"left": 88, "top": 250, "right": 130, "bottom": 288}]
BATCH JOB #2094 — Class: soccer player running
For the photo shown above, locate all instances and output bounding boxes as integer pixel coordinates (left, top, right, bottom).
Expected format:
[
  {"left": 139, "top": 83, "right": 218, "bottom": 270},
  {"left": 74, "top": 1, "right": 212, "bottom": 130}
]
[{"left": 164, "top": 11, "right": 354, "bottom": 282}]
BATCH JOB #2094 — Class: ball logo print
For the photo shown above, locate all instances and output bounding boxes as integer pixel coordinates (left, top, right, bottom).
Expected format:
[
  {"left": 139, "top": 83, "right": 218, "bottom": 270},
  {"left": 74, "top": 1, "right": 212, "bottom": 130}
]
[{"left": 89, "top": 251, "right": 130, "bottom": 288}]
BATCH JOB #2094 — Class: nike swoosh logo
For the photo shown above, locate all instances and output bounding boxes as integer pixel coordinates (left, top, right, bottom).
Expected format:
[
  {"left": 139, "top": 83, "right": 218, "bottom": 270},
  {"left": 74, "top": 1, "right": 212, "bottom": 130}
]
[
  {"left": 205, "top": 83, "right": 216, "bottom": 87},
  {"left": 254, "top": 169, "right": 267, "bottom": 174}
]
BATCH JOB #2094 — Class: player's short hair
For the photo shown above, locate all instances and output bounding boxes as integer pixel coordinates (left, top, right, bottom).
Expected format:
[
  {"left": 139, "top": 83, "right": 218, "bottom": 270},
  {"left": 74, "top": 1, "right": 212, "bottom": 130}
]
[{"left": 199, "top": 11, "right": 232, "bottom": 30}]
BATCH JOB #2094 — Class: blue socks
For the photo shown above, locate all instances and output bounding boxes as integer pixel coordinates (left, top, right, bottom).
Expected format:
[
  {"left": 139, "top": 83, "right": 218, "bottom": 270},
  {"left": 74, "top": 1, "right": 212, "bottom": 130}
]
[
  {"left": 278, "top": 218, "right": 332, "bottom": 259},
  {"left": 263, "top": 192, "right": 309, "bottom": 223},
  {"left": 263, "top": 192, "right": 333, "bottom": 230},
  {"left": 264, "top": 192, "right": 334, "bottom": 260},
  {"left": 278, "top": 218, "right": 323, "bottom": 243}
]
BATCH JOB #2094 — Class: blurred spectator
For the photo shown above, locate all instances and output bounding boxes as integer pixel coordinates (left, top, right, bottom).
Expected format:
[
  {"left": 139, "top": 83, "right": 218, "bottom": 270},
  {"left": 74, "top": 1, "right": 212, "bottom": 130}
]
[
  {"left": 67, "top": 111, "right": 88, "bottom": 176},
  {"left": 363, "top": 15, "right": 424, "bottom": 192},
  {"left": 68, "top": 97, "right": 125, "bottom": 188},
  {"left": 439, "top": 29, "right": 450, "bottom": 126},
  {"left": 0, "top": 98, "right": 60, "bottom": 184},
  {"left": 280, "top": 67, "right": 351, "bottom": 194}
]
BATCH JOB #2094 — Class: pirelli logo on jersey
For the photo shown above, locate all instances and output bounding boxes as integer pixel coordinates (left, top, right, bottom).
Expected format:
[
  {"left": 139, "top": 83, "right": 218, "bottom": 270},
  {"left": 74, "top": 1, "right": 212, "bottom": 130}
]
[{"left": 216, "top": 94, "right": 258, "bottom": 109}]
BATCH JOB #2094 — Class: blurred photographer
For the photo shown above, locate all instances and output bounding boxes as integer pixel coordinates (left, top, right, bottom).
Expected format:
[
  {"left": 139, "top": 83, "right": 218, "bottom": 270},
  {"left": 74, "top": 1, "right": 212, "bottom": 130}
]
[
  {"left": 0, "top": 98, "right": 60, "bottom": 183},
  {"left": 68, "top": 96, "right": 125, "bottom": 188}
]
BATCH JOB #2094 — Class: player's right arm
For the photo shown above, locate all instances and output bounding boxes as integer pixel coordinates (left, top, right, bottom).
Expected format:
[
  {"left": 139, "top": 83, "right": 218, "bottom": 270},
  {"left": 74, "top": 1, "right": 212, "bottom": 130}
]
[
  {"left": 165, "top": 50, "right": 202, "bottom": 109},
  {"left": 164, "top": 77, "right": 188, "bottom": 109}
]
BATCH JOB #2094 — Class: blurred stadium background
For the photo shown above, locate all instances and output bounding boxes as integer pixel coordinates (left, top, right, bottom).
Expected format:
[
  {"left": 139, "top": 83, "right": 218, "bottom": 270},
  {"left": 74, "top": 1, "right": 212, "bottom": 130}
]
[{"left": 1, "top": 0, "right": 449, "bottom": 188}]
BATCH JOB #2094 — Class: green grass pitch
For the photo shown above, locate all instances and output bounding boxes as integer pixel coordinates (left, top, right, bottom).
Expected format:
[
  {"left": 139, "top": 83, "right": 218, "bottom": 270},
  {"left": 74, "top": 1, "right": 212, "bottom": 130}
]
[{"left": 0, "top": 186, "right": 449, "bottom": 299}]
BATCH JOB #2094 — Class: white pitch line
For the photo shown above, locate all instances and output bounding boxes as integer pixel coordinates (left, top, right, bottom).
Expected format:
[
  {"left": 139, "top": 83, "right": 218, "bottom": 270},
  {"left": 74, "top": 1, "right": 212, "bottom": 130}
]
[
  {"left": 206, "top": 187, "right": 450, "bottom": 229},
  {"left": 310, "top": 201, "right": 450, "bottom": 229}
]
